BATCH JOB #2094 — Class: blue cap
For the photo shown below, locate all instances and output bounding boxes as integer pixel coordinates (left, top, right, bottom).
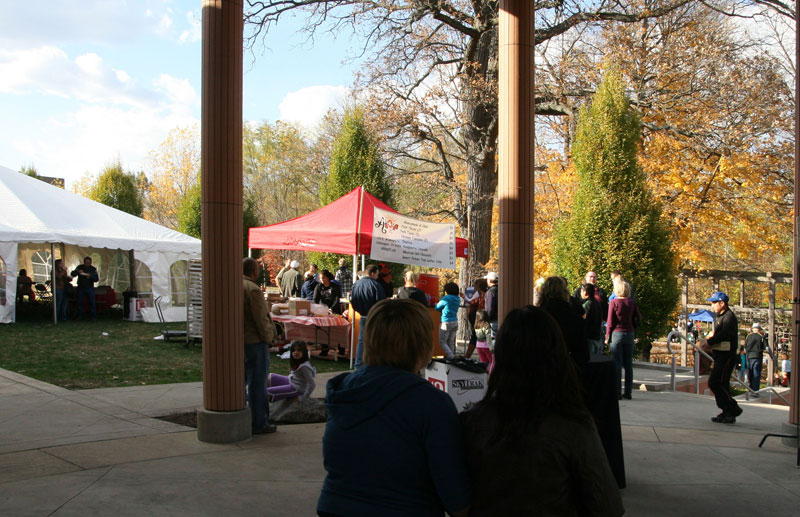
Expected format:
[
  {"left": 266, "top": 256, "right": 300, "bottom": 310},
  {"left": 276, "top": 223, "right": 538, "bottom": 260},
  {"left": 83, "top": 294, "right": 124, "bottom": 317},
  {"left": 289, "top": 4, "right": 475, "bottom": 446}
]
[{"left": 706, "top": 291, "right": 729, "bottom": 303}]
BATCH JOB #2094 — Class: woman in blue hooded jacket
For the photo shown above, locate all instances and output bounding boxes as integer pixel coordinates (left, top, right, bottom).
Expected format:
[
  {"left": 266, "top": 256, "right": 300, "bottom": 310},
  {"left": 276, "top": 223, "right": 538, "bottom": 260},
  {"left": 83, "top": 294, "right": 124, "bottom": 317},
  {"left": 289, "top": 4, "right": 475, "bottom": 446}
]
[{"left": 317, "top": 298, "right": 471, "bottom": 517}]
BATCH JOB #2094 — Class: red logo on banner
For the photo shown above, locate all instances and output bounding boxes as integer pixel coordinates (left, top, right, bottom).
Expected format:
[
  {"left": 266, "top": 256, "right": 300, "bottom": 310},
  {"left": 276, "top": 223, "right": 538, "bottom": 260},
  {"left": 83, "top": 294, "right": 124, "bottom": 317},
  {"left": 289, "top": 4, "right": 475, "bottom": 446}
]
[{"left": 427, "top": 377, "right": 445, "bottom": 391}]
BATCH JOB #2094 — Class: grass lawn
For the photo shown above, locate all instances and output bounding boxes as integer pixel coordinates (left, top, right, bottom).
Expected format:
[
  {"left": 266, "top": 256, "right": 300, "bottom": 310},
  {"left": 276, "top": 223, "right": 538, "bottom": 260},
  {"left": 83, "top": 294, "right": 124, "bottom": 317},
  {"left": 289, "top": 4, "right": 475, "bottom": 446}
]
[{"left": 0, "top": 307, "right": 350, "bottom": 390}]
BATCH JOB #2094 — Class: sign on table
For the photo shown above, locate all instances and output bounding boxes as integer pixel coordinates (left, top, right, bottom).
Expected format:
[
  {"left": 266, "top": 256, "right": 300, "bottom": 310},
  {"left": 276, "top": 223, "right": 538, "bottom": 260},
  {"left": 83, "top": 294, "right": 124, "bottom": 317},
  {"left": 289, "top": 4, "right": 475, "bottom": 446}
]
[{"left": 370, "top": 207, "right": 456, "bottom": 269}]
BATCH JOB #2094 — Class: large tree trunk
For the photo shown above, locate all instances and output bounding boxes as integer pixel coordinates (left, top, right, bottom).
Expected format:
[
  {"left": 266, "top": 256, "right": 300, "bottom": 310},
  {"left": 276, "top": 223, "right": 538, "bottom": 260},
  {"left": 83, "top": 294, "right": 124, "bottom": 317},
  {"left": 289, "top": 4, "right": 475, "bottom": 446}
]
[{"left": 457, "top": 23, "right": 499, "bottom": 349}]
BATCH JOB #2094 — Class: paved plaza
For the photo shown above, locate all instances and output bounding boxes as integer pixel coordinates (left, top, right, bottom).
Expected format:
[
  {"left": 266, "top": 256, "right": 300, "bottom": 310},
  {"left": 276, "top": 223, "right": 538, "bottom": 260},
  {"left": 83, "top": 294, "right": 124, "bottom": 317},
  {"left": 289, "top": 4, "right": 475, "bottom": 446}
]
[{"left": 1, "top": 366, "right": 798, "bottom": 516}]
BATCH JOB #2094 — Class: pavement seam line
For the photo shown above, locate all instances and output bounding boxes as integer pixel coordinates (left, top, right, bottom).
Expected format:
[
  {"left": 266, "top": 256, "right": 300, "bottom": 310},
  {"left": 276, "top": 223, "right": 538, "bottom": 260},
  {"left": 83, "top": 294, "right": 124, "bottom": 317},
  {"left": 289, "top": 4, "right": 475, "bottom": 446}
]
[
  {"left": 40, "top": 448, "right": 86, "bottom": 470},
  {"left": 46, "top": 465, "right": 115, "bottom": 516}
]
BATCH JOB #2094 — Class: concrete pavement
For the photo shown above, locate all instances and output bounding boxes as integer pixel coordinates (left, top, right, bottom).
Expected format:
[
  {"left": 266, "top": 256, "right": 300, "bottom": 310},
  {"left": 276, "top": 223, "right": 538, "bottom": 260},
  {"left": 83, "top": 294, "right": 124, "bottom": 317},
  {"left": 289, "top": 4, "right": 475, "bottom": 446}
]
[{"left": 1, "top": 366, "right": 798, "bottom": 516}]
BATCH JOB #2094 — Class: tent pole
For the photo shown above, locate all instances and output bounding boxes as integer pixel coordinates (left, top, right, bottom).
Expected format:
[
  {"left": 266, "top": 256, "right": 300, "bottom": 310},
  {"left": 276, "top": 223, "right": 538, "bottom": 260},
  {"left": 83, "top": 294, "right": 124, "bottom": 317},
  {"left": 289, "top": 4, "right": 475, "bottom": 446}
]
[
  {"left": 51, "top": 243, "right": 56, "bottom": 325},
  {"left": 351, "top": 186, "right": 366, "bottom": 371},
  {"left": 350, "top": 253, "right": 357, "bottom": 369}
]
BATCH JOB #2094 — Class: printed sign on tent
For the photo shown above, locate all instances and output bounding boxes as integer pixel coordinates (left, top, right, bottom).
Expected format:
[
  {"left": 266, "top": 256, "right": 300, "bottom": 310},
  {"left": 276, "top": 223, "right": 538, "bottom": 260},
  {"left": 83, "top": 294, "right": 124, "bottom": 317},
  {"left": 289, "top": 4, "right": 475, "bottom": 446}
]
[{"left": 370, "top": 207, "right": 456, "bottom": 269}]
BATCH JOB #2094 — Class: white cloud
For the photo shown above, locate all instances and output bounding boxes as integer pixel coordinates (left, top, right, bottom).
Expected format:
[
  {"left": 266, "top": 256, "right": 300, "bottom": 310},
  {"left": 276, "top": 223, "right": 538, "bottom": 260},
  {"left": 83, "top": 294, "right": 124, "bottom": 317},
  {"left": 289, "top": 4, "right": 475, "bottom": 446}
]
[
  {"left": 178, "top": 10, "right": 202, "bottom": 45},
  {"left": 278, "top": 85, "right": 348, "bottom": 128},
  {"left": 153, "top": 74, "right": 200, "bottom": 112},
  {"left": 0, "top": 46, "right": 176, "bottom": 109},
  {"left": 0, "top": 2, "right": 186, "bottom": 47},
  {"left": 9, "top": 103, "right": 199, "bottom": 188}
]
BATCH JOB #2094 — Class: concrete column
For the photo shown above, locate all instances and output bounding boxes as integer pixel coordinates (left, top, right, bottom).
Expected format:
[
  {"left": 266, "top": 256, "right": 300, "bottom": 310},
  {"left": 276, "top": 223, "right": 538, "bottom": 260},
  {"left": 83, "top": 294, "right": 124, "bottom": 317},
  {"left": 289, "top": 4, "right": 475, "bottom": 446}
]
[
  {"left": 197, "top": 0, "right": 249, "bottom": 443},
  {"left": 497, "top": 1, "right": 535, "bottom": 321},
  {"left": 791, "top": 10, "right": 799, "bottom": 427}
]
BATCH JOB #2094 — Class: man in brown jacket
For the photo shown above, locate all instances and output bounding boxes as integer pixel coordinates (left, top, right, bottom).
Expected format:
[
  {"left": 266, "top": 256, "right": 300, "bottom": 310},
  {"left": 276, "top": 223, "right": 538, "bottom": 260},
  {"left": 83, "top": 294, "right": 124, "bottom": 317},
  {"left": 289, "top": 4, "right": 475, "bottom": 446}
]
[{"left": 243, "top": 257, "right": 276, "bottom": 434}]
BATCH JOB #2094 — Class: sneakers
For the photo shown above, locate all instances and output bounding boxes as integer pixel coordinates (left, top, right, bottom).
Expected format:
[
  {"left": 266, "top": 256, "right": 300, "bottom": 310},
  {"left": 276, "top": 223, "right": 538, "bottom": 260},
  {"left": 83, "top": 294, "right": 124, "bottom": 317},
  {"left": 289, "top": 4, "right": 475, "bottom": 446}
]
[
  {"left": 253, "top": 424, "right": 277, "bottom": 435},
  {"left": 711, "top": 414, "right": 736, "bottom": 424},
  {"left": 622, "top": 394, "right": 632, "bottom": 400}
]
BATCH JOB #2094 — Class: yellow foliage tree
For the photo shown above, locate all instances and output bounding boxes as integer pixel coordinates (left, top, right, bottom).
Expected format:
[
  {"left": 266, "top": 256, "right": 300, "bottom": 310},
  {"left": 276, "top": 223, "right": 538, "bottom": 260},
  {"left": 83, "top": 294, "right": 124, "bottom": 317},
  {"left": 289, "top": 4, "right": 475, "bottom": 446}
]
[{"left": 144, "top": 126, "right": 200, "bottom": 229}]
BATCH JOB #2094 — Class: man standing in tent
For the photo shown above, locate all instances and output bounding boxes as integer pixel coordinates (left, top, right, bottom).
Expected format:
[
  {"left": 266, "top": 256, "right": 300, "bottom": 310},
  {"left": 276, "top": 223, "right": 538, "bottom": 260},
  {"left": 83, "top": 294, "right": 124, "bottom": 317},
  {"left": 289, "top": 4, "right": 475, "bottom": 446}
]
[
  {"left": 71, "top": 256, "right": 99, "bottom": 321},
  {"left": 351, "top": 264, "right": 386, "bottom": 368},
  {"left": 335, "top": 258, "right": 353, "bottom": 297},
  {"left": 280, "top": 260, "right": 302, "bottom": 298}
]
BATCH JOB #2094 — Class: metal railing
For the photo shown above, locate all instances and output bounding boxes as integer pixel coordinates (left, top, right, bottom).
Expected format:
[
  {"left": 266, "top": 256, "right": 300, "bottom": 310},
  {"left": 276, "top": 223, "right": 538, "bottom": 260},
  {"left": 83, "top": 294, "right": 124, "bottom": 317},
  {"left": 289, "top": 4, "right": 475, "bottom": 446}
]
[{"left": 665, "top": 330, "right": 790, "bottom": 405}]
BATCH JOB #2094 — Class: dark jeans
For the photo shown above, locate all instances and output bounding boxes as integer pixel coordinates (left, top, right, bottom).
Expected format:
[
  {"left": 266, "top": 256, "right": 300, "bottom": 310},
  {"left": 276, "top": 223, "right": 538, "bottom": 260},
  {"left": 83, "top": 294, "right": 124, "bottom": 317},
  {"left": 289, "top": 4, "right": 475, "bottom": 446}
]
[
  {"left": 245, "top": 342, "right": 269, "bottom": 429},
  {"left": 76, "top": 287, "right": 96, "bottom": 320},
  {"left": 610, "top": 331, "right": 634, "bottom": 398},
  {"left": 746, "top": 357, "right": 763, "bottom": 392},
  {"left": 55, "top": 288, "right": 68, "bottom": 321},
  {"left": 709, "top": 349, "right": 739, "bottom": 414}
]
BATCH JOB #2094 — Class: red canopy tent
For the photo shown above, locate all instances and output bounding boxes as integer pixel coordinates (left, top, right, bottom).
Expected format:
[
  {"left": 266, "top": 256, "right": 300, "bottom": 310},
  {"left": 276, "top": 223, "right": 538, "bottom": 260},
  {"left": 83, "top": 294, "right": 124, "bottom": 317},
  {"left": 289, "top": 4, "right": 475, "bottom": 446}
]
[{"left": 248, "top": 186, "right": 469, "bottom": 259}]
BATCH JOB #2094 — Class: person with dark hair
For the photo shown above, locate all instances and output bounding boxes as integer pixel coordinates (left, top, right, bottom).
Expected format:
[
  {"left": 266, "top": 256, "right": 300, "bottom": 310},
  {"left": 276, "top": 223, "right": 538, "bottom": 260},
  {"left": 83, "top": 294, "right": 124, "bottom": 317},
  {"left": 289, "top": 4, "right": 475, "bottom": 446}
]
[
  {"left": 16, "top": 269, "right": 34, "bottom": 303},
  {"left": 317, "top": 298, "right": 471, "bottom": 517},
  {"left": 465, "top": 278, "right": 489, "bottom": 359},
  {"left": 313, "top": 270, "right": 342, "bottom": 314},
  {"left": 71, "top": 256, "right": 99, "bottom": 320},
  {"left": 460, "top": 306, "right": 624, "bottom": 516},
  {"left": 54, "top": 259, "right": 70, "bottom": 321},
  {"left": 581, "top": 283, "right": 604, "bottom": 355},
  {"left": 537, "top": 276, "right": 589, "bottom": 369},
  {"left": 378, "top": 266, "right": 394, "bottom": 298},
  {"left": 243, "top": 257, "right": 277, "bottom": 434},
  {"left": 267, "top": 340, "right": 316, "bottom": 402},
  {"left": 435, "top": 281, "right": 462, "bottom": 359},
  {"left": 349, "top": 263, "right": 386, "bottom": 368}
]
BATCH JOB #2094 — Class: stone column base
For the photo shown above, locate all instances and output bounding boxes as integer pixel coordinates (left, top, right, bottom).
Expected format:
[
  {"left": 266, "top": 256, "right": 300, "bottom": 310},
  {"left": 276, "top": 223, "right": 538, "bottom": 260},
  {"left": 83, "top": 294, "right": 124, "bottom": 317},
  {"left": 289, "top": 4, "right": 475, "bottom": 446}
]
[
  {"left": 196, "top": 407, "right": 251, "bottom": 444},
  {"left": 780, "top": 421, "right": 799, "bottom": 448}
]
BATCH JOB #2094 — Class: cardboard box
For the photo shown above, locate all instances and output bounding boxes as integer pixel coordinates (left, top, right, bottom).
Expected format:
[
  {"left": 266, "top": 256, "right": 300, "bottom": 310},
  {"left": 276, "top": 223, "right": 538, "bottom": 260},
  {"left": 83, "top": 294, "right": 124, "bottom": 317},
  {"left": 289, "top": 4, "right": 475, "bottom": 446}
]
[
  {"left": 425, "top": 360, "right": 487, "bottom": 412},
  {"left": 288, "top": 299, "right": 311, "bottom": 316}
]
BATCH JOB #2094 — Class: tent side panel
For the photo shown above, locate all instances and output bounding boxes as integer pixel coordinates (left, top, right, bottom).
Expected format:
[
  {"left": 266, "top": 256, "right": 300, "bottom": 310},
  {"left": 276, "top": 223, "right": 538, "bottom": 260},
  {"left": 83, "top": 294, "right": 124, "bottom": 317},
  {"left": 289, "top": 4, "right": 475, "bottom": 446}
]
[{"left": 0, "top": 242, "right": 18, "bottom": 323}]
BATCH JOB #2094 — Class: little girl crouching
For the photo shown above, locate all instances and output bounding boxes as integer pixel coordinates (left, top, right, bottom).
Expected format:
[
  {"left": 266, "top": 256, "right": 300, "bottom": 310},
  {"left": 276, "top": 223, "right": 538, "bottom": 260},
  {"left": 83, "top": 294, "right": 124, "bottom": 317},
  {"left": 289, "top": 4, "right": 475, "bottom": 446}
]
[{"left": 267, "top": 341, "right": 317, "bottom": 402}]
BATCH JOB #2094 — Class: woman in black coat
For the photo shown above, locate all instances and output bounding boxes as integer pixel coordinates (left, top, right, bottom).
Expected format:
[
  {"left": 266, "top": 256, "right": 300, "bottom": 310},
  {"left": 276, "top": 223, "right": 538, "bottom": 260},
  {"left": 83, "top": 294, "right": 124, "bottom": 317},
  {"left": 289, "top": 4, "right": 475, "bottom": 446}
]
[{"left": 537, "top": 276, "right": 589, "bottom": 369}]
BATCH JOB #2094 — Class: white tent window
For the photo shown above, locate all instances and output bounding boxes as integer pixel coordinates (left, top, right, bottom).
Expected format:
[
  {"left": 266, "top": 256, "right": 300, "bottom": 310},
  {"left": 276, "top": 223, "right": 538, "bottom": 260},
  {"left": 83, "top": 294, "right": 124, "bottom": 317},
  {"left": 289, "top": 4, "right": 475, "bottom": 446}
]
[
  {"left": 0, "top": 256, "right": 6, "bottom": 306},
  {"left": 107, "top": 252, "right": 130, "bottom": 293},
  {"left": 31, "top": 251, "right": 51, "bottom": 283},
  {"left": 170, "top": 260, "right": 188, "bottom": 307},
  {"left": 134, "top": 259, "right": 152, "bottom": 301}
]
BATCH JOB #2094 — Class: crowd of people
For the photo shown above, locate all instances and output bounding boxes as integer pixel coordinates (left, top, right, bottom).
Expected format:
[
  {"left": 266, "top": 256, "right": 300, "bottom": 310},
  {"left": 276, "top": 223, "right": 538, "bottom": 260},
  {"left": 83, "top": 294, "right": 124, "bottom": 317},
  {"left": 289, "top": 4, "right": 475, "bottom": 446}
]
[
  {"left": 15, "top": 256, "right": 100, "bottom": 321},
  {"left": 317, "top": 297, "right": 624, "bottom": 516}
]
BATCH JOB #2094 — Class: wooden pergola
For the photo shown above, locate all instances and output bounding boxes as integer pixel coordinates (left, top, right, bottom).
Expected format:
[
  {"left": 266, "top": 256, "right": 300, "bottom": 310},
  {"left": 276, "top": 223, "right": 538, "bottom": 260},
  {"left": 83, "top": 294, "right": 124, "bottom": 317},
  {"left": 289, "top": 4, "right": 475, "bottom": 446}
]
[{"left": 678, "top": 269, "right": 793, "bottom": 385}]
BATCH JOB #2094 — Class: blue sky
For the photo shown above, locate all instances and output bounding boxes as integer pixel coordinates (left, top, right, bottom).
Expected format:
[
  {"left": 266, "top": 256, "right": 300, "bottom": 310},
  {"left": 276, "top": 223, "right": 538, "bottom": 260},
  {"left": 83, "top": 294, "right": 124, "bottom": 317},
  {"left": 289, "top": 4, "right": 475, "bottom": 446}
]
[{"left": 0, "top": 0, "right": 359, "bottom": 188}]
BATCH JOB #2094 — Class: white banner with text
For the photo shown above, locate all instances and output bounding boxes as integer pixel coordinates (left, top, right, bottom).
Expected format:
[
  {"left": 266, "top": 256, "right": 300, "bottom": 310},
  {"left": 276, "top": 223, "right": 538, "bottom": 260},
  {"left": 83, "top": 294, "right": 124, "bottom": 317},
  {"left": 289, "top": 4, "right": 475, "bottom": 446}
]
[{"left": 370, "top": 207, "right": 456, "bottom": 269}]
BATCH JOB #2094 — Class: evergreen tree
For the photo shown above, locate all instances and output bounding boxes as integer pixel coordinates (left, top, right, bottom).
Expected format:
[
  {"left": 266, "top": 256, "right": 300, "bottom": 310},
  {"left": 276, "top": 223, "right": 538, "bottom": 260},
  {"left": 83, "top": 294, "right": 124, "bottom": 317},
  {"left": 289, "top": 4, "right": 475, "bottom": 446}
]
[
  {"left": 552, "top": 68, "right": 678, "bottom": 353},
  {"left": 178, "top": 181, "right": 259, "bottom": 256},
  {"left": 321, "top": 107, "right": 392, "bottom": 205},
  {"left": 90, "top": 161, "right": 143, "bottom": 216},
  {"left": 312, "top": 107, "right": 395, "bottom": 275}
]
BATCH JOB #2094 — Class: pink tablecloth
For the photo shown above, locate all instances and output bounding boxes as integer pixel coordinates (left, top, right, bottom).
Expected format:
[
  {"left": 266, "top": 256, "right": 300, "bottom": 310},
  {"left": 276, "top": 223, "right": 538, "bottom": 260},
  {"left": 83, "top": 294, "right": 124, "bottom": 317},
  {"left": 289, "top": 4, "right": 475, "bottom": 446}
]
[{"left": 272, "top": 314, "right": 351, "bottom": 347}]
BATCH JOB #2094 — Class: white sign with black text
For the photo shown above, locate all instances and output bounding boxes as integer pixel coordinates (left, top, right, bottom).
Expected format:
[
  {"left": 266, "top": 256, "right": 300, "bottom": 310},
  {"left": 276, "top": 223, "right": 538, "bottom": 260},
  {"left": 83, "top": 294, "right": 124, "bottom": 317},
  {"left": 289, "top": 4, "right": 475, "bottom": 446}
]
[{"left": 370, "top": 207, "right": 456, "bottom": 269}]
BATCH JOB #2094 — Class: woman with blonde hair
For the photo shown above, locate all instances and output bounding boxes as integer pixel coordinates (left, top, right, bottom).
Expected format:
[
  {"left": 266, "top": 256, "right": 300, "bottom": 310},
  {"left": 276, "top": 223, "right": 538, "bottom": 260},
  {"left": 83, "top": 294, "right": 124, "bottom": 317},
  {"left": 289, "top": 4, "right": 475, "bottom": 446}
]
[
  {"left": 317, "top": 298, "right": 470, "bottom": 516},
  {"left": 606, "top": 279, "right": 641, "bottom": 400}
]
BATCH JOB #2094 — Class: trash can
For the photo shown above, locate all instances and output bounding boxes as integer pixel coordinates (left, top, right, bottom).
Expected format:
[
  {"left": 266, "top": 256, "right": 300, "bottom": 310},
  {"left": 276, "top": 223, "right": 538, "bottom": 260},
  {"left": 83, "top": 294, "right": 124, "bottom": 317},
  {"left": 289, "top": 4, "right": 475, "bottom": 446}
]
[{"left": 123, "top": 290, "right": 137, "bottom": 319}]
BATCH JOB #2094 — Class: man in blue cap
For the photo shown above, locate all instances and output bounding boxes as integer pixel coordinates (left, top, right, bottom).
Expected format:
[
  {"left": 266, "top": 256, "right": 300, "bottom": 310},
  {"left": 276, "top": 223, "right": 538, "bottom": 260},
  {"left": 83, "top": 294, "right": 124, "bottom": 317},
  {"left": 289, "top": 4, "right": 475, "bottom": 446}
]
[{"left": 703, "top": 291, "right": 742, "bottom": 423}]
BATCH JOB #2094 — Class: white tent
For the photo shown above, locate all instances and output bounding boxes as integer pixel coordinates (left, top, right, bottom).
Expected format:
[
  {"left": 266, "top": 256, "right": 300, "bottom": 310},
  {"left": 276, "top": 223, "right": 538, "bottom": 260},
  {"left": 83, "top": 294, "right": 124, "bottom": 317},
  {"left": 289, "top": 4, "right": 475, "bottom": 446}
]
[{"left": 0, "top": 165, "right": 201, "bottom": 323}]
